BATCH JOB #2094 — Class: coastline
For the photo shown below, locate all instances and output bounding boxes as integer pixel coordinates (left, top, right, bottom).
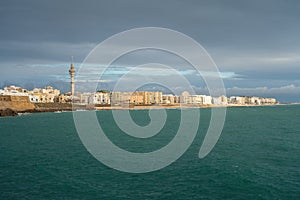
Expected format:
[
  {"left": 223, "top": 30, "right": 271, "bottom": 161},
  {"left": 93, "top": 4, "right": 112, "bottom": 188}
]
[
  {"left": 0, "top": 103, "right": 293, "bottom": 117},
  {"left": 93, "top": 103, "right": 286, "bottom": 111}
]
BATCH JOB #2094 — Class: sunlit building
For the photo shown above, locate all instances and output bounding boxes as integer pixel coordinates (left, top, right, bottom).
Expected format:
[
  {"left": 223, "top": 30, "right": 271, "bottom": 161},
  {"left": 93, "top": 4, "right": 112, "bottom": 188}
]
[
  {"left": 89, "top": 92, "right": 111, "bottom": 105},
  {"left": 213, "top": 95, "right": 228, "bottom": 105},
  {"left": 162, "top": 94, "right": 180, "bottom": 104}
]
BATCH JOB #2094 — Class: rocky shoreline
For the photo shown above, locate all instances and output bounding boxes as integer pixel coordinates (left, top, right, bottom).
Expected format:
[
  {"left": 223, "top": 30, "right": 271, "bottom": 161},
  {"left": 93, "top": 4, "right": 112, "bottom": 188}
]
[
  {"left": 0, "top": 108, "right": 72, "bottom": 117},
  {"left": 0, "top": 103, "right": 75, "bottom": 117},
  {"left": 0, "top": 108, "right": 18, "bottom": 117}
]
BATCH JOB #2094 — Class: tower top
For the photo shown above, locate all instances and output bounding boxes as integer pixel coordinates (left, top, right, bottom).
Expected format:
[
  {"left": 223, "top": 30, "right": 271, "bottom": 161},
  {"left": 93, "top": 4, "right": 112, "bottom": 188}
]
[
  {"left": 70, "top": 63, "right": 75, "bottom": 70},
  {"left": 69, "top": 56, "right": 75, "bottom": 74},
  {"left": 69, "top": 64, "right": 75, "bottom": 72}
]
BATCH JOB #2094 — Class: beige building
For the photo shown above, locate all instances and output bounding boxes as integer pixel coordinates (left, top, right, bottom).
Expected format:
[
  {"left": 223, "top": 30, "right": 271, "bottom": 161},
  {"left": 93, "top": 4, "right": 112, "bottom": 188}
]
[
  {"left": 250, "top": 96, "right": 261, "bottom": 105},
  {"left": 129, "top": 91, "right": 162, "bottom": 105},
  {"left": 144, "top": 91, "right": 162, "bottom": 105},
  {"left": 1, "top": 85, "right": 60, "bottom": 103},
  {"left": 129, "top": 92, "right": 145, "bottom": 104},
  {"left": 162, "top": 94, "right": 180, "bottom": 104},
  {"left": 229, "top": 96, "right": 246, "bottom": 105},
  {"left": 110, "top": 92, "right": 122, "bottom": 105},
  {"left": 56, "top": 94, "right": 72, "bottom": 103},
  {"left": 109, "top": 91, "right": 163, "bottom": 105},
  {"left": 260, "top": 97, "right": 276, "bottom": 104}
]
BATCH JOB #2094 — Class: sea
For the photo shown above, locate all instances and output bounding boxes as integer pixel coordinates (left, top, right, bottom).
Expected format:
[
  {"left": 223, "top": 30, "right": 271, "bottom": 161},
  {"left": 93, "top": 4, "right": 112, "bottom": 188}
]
[{"left": 1, "top": 105, "right": 299, "bottom": 200}]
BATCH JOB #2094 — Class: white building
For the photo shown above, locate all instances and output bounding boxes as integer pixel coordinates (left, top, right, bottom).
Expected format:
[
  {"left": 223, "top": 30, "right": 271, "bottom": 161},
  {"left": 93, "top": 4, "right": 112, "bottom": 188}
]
[
  {"left": 229, "top": 96, "right": 246, "bottom": 105},
  {"left": 89, "top": 92, "right": 111, "bottom": 104},
  {"left": 180, "top": 91, "right": 212, "bottom": 105},
  {"left": 189, "top": 95, "right": 203, "bottom": 104},
  {"left": 28, "top": 95, "right": 39, "bottom": 103},
  {"left": 213, "top": 95, "right": 228, "bottom": 105},
  {"left": 201, "top": 95, "right": 212, "bottom": 105},
  {"left": 28, "top": 86, "right": 60, "bottom": 103},
  {"left": 250, "top": 96, "right": 261, "bottom": 105},
  {"left": 4, "top": 85, "right": 28, "bottom": 94},
  {"left": 76, "top": 93, "right": 91, "bottom": 104},
  {"left": 180, "top": 91, "right": 189, "bottom": 104}
]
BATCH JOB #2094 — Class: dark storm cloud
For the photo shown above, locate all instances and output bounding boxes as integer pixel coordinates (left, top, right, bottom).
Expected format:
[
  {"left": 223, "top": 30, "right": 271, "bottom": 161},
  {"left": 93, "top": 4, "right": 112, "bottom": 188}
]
[
  {"left": 1, "top": 0, "right": 300, "bottom": 47},
  {"left": 0, "top": 0, "right": 300, "bottom": 101}
]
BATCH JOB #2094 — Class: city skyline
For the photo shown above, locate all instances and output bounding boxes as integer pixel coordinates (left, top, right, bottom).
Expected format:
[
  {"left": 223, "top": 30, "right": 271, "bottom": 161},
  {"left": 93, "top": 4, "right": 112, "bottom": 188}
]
[
  {"left": 0, "top": 0, "right": 300, "bottom": 102},
  {"left": 0, "top": 84, "right": 277, "bottom": 106}
]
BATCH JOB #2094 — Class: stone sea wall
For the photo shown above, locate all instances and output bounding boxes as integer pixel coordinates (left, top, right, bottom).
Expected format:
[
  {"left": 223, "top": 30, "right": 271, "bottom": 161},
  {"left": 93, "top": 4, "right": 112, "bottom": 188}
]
[
  {"left": 0, "top": 95, "right": 85, "bottom": 117},
  {"left": 0, "top": 95, "right": 35, "bottom": 111}
]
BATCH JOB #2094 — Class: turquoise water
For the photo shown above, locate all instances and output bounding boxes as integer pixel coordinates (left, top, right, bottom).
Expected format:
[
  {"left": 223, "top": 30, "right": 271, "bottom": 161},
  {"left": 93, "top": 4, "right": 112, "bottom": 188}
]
[{"left": 1, "top": 105, "right": 299, "bottom": 199}]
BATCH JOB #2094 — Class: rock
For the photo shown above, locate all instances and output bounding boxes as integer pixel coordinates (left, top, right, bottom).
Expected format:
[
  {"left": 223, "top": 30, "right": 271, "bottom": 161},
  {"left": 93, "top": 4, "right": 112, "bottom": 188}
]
[{"left": 0, "top": 108, "right": 18, "bottom": 117}]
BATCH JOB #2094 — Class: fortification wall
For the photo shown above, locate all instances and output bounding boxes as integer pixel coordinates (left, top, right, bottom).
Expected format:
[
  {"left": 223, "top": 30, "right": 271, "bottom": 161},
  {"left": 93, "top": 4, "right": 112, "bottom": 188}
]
[{"left": 0, "top": 95, "right": 35, "bottom": 111}]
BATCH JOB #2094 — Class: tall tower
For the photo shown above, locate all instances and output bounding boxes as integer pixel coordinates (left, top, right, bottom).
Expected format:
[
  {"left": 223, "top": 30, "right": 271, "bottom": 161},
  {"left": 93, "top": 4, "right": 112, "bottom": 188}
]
[{"left": 69, "top": 60, "right": 75, "bottom": 96}]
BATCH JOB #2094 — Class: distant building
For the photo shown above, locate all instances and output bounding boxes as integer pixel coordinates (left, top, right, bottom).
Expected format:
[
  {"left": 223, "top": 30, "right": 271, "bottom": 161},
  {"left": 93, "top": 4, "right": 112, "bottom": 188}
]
[
  {"left": 109, "top": 91, "right": 163, "bottom": 105},
  {"left": 265, "top": 98, "right": 276, "bottom": 104},
  {"left": 213, "top": 95, "right": 228, "bottom": 105},
  {"left": 201, "top": 95, "right": 212, "bottom": 105},
  {"left": 110, "top": 92, "right": 122, "bottom": 105},
  {"left": 162, "top": 94, "right": 180, "bottom": 104},
  {"left": 244, "top": 96, "right": 252, "bottom": 104},
  {"left": 4, "top": 85, "right": 28, "bottom": 94},
  {"left": 144, "top": 91, "right": 162, "bottom": 105},
  {"left": 180, "top": 91, "right": 191, "bottom": 104},
  {"left": 0, "top": 83, "right": 277, "bottom": 107},
  {"left": 250, "top": 96, "right": 261, "bottom": 105},
  {"left": 28, "top": 86, "right": 60, "bottom": 103},
  {"left": 129, "top": 91, "right": 162, "bottom": 105},
  {"left": 180, "top": 92, "right": 212, "bottom": 105},
  {"left": 229, "top": 96, "right": 246, "bottom": 105},
  {"left": 56, "top": 94, "right": 72, "bottom": 103},
  {"left": 129, "top": 92, "right": 145, "bottom": 105},
  {"left": 89, "top": 92, "right": 110, "bottom": 105},
  {"left": 260, "top": 97, "right": 276, "bottom": 104},
  {"left": 76, "top": 93, "right": 91, "bottom": 104},
  {"left": 189, "top": 95, "right": 203, "bottom": 104}
]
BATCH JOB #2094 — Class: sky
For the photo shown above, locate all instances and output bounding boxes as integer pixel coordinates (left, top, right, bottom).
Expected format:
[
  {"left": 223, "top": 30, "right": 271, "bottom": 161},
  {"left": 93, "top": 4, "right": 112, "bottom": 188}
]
[{"left": 0, "top": 0, "right": 300, "bottom": 102}]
